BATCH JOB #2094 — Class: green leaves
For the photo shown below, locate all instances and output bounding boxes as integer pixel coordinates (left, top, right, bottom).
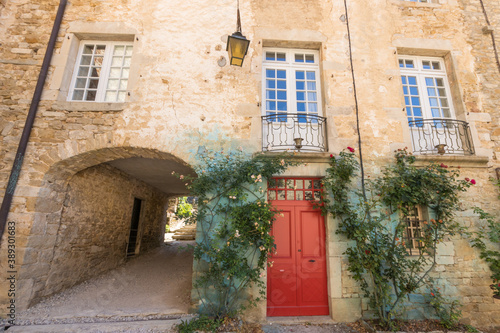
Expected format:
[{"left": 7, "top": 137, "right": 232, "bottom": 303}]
[
  {"left": 186, "top": 149, "right": 292, "bottom": 318},
  {"left": 320, "top": 148, "right": 471, "bottom": 328}
]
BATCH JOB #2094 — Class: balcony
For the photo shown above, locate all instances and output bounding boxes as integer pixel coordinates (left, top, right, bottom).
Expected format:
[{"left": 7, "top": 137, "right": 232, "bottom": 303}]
[
  {"left": 262, "top": 113, "right": 327, "bottom": 152},
  {"left": 408, "top": 118, "right": 474, "bottom": 155}
]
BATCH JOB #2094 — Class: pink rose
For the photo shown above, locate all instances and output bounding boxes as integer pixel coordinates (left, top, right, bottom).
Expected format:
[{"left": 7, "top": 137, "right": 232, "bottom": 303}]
[
  {"left": 470, "top": 179, "right": 476, "bottom": 185},
  {"left": 347, "top": 147, "right": 355, "bottom": 153}
]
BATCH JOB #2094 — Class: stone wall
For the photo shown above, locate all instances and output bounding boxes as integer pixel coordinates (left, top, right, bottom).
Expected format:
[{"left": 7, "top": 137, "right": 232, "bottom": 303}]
[
  {"left": 34, "top": 163, "right": 169, "bottom": 302},
  {"left": 0, "top": 0, "right": 499, "bottom": 326}
]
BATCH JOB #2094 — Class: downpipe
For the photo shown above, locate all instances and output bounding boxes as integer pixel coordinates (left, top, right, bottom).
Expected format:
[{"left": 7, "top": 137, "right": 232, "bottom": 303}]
[{"left": 0, "top": 0, "right": 68, "bottom": 244}]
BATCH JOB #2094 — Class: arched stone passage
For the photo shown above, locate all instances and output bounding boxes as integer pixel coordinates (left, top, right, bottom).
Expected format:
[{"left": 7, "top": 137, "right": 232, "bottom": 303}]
[{"left": 18, "top": 147, "right": 195, "bottom": 309}]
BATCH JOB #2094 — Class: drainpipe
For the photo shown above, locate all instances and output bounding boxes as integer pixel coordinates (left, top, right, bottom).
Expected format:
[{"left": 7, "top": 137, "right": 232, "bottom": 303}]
[{"left": 0, "top": 0, "right": 68, "bottom": 245}]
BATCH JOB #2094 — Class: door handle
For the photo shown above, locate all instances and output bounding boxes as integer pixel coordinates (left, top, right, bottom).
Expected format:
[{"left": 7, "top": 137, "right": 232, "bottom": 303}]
[{"left": 309, "top": 260, "right": 316, "bottom": 262}]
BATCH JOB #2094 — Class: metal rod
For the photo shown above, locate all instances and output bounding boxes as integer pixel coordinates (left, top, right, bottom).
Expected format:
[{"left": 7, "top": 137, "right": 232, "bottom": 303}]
[{"left": 0, "top": 0, "right": 68, "bottom": 244}]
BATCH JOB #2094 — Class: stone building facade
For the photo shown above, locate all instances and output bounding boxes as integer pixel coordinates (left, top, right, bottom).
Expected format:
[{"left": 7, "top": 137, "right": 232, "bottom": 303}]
[{"left": 0, "top": 0, "right": 499, "bottom": 327}]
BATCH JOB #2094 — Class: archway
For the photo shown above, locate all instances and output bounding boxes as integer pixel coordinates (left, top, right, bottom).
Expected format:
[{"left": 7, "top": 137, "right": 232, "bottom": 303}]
[{"left": 18, "top": 147, "right": 195, "bottom": 309}]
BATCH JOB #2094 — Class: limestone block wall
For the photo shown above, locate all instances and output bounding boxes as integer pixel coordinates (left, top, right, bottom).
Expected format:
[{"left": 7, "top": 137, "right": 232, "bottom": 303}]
[
  {"left": 0, "top": 0, "right": 499, "bottom": 326},
  {"left": 35, "top": 163, "right": 169, "bottom": 301}
]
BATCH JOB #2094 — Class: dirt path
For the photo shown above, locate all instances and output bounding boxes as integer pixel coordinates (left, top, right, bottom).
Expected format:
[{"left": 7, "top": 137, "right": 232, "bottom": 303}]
[{"left": 15, "top": 241, "right": 195, "bottom": 325}]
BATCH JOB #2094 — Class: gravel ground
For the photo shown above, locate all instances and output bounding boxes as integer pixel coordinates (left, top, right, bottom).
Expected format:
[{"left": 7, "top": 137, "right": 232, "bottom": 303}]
[{"left": 5, "top": 241, "right": 195, "bottom": 329}]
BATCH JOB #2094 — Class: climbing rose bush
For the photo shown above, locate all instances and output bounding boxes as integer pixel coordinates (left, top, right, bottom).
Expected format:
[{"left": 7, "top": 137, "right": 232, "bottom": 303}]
[{"left": 174, "top": 149, "right": 293, "bottom": 317}]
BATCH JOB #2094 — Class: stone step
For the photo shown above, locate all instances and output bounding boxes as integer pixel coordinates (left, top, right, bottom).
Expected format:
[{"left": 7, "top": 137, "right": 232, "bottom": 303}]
[{"left": 172, "top": 234, "right": 196, "bottom": 240}]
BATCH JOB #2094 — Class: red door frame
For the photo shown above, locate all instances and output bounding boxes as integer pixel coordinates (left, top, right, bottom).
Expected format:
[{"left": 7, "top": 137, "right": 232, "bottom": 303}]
[{"left": 267, "top": 177, "right": 329, "bottom": 317}]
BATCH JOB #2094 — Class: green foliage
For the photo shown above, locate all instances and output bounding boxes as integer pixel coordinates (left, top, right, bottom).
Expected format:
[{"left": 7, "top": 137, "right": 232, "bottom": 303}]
[
  {"left": 165, "top": 224, "right": 170, "bottom": 233},
  {"left": 177, "top": 315, "right": 223, "bottom": 333},
  {"left": 469, "top": 207, "right": 500, "bottom": 298},
  {"left": 173, "top": 149, "right": 292, "bottom": 318},
  {"left": 320, "top": 148, "right": 472, "bottom": 329},
  {"left": 176, "top": 197, "right": 193, "bottom": 219},
  {"left": 428, "top": 285, "right": 462, "bottom": 329}
]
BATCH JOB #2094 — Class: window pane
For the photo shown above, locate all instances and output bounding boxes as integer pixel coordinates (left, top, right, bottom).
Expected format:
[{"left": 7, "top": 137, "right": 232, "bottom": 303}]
[
  {"left": 112, "top": 56, "right": 123, "bottom": 67},
  {"left": 88, "top": 79, "right": 99, "bottom": 89},
  {"left": 91, "top": 67, "right": 101, "bottom": 78},
  {"left": 266, "top": 52, "right": 275, "bottom": 61},
  {"left": 95, "top": 45, "right": 106, "bottom": 54},
  {"left": 85, "top": 90, "right": 96, "bottom": 101},
  {"left": 305, "top": 180, "right": 312, "bottom": 189},
  {"left": 422, "top": 61, "right": 430, "bottom": 69},
  {"left": 425, "top": 77, "right": 434, "bottom": 86},
  {"left": 429, "top": 98, "right": 438, "bottom": 107},
  {"left": 307, "top": 81, "right": 316, "bottom": 90},
  {"left": 297, "top": 102, "right": 306, "bottom": 112},
  {"left": 307, "top": 92, "right": 317, "bottom": 101},
  {"left": 295, "top": 54, "right": 304, "bottom": 63},
  {"left": 93, "top": 56, "right": 103, "bottom": 67},
  {"left": 119, "top": 80, "right": 128, "bottom": 90},
  {"left": 80, "top": 55, "right": 92, "bottom": 65},
  {"left": 75, "top": 78, "right": 87, "bottom": 88},
  {"left": 78, "top": 66, "right": 90, "bottom": 76},
  {"left": 305, "top": 54, "right": 314, "bottom": 63},
  {"left": 114, "top": 45, "right": 125, "bottom": 56},
  {"left": 287, "top": 191, "right": 294, "bottom": 200},
  {"left": 105, "top": 91, "right": 117, "bottom": 102},
  {"left": 277, "top": 90, "right": 287, "bottom": 100},
  {"left": 122, "top": 68, "right": 130, "bottom": 79},
  {"left": 306, "top": 71, "right": 315, "bottom": 80},
  {"left": 266, "top": 90, "right": 275, "bottom": 99},
  {"left": 107, "top": 79, "right": 119, "bottom": 90},
  {"left": 277, "top": 53, "right": 286, "bottom": 61},
  {"left": 277, "top": 70, "right": 286, "bottom": 79},
  {"left": 268, "top": 190, "right": 277, "bottom": 200},
  {"left": 277, "top": 101, "right": 287, "bottom": 111},
  {"left": 305, "top": 191, "right": 313, "bottom": 200},
  {"left": 72, "top": 90, "right": 84, "bottom": 100},
  {"left": 123, "top": 57, "right": 132, "bottom": 67},
  {"left": 278, "top": 190, "right": 285, "bottom": 200},
  {"left": 440, "top": 98, "right": 448, "bottom": 107},
  {"left": 406, "top": 60, "right": 414, "bottom": 68},
  {"left": 432, "top": 62, "right": 440, "bottom": 70},
  {"left": 431, "top": 108, "right": 440, "bottom": 117},
  {"left": 408, "top": 76, "right": 417, "bottom": 85},
  {"left": 411, "top": 97, "right": 420, "bottom": 106},
  {"left": 125, "top": 46, "right": 133, "bottom": 56},
  {"left": 296, "top": 180, "right": 303, "bottom": 189},
  {"left": 296, "top": 92, "right": 305, "bottom": 101},
  {"left": 266, "top": 80, "right": 276, "bottom": 89},
  {"left": 308, "top": 103, "right": 317, "bottom": 112},
  {"left": 83, "top": 45, "right": 94, "bottom": 54},
  {"left": 296, "top": 71, "right": 305, "bottom": 80},
  {"left": 277, "top": 80, "right": 286, "bottom": 89},
  {"left": 296, "top": 81, "right": 305, "bottom": 90},
  {"left": 117, "top": 91, "right": 126, "bottom": 102},
  {"left": 427, "top": 88, "right": 436, "bottom": 97},
  {"left": 438, "top": 88, "right": 446, "bottom": 97},
  {"left": 401, "top": 76, "right": 407, "bottom": 85},
  {"left": 399, "top": 59, "right": 404, "bottom": 68},
  {"left": 109, "top": 68, "right": 120, "bottom": 78},
  {"left": 413, "top": 107, "right": 422, "bottom": 117},
  {"left": 442, "top": 108, "right": 451, "bottom": 118},
  {"left": 436, "top": 78, "right": 444, "bottom": 86},
  {"left": 266, "top": 69, "right": 275, "bottom": 78},
  {"left": 296, "top": 192, "right": 303, "bottom": 200},
  {"left": 410, "top": 86, "right": 418, "bottom": 95},
  {"left": 266, "top": 101, "right": 276, "bottom": 110},
  {"left": 277, "top": 179, "right": 285, "bottom": 188}
]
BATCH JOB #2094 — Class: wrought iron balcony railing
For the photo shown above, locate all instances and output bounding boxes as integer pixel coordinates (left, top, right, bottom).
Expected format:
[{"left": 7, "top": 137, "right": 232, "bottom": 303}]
[
  {"left": 262, "top": 113, "right": 327, "bottom": 152},
  {"left": 408, "top": 118, "right": 474, "bottom": 155}
]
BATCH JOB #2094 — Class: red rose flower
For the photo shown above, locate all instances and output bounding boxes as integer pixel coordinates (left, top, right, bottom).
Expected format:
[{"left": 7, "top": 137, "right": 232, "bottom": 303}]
[
  {"left": 365, "top": 250, "right": 370, "bottom": 255},
  {"left": 347, "top": 147, "right": 355, "bottom": 153},
  {"left": 470, "top": 179, "right": 476, "bottom": 185},
  {"left": 330, "top": 154, "right": 334, "bottom": 158},
  {"left": 465, "top": 178, "right": 470, "bottom": 181},
  {"left": 440, "top": 163, "right": 448, "bottom": 168}
]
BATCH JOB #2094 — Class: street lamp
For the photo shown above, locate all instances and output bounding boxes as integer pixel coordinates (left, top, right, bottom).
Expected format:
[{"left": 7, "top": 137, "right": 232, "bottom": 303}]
[{"left": 227, "top": 0, "right": 250, "bottom": 66}]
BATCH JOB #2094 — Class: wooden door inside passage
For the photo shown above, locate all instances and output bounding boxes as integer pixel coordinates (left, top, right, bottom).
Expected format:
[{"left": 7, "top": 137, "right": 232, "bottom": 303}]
[{"left": 267, "top": 178, "right": 329, "bottom": 316}]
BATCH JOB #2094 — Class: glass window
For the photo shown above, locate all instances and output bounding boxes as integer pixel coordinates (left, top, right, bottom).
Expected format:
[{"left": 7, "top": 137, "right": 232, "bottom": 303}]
[{"left": 69, "top": 41, "right": 133, "bottom": 102}]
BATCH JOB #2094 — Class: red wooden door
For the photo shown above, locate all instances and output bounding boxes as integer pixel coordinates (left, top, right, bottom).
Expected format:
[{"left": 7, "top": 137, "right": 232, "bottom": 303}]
[{"left": 267, "top": 178, "right": 329, "bottom": 316}]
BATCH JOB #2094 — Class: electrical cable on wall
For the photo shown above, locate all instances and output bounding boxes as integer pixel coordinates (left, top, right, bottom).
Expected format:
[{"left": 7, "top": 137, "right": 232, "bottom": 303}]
[
  {"left": 479, "top": 0, "right": 500, "bottom": 74},
  {"left": 343, "top": 0, "right": 367, "bottom": 200}
]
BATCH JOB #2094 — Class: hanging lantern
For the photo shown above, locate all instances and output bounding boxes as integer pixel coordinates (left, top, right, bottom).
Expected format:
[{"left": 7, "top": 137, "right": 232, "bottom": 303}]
[{"left": 227, "top": 0, "right": 250, "bottom": 67}]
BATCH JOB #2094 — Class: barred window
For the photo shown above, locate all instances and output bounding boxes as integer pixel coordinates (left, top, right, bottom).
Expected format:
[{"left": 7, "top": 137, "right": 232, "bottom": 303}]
[{"left": 404, "top": 206, "right": 427, "bottom": 255}]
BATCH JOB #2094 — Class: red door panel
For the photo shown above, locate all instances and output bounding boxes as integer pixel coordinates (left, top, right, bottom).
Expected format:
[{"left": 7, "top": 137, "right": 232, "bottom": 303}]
[{"left": 267, "top": 180, "right": 329, "bottom": 317}]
